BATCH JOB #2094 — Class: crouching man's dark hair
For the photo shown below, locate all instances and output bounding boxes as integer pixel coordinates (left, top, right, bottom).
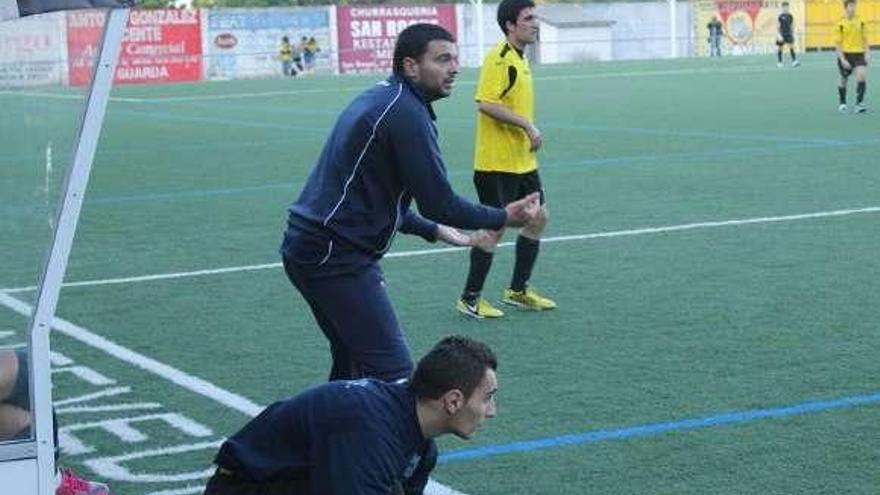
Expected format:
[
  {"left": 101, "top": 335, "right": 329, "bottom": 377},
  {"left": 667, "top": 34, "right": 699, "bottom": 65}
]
[{"left": 410, "top": 336, "right": 498, "bottom": 400}]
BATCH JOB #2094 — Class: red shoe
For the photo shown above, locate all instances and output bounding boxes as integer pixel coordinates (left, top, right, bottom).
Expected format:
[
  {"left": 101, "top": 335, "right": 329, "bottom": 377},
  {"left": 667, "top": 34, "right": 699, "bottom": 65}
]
[{"left": 56, "top": 468, "right": 110, "bottom": 495}]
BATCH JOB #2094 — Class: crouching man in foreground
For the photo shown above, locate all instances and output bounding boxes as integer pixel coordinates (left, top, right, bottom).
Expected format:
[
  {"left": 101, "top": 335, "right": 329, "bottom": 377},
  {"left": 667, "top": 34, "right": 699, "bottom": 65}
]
[{"left": 204, "top": 335, "right": 499, "bottom": 495}]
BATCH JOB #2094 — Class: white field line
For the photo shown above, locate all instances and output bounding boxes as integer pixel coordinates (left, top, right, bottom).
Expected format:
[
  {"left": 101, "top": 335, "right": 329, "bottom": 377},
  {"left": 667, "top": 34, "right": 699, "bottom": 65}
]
[
  {"left": 7, "top": 205, "right": 870, "bottom": 495},
  {"left": 0, "top": 292, "right": 468, "bottom": 494},
  {"left": 426, "top": 479, "right": 468, "bottom": 495},
  {"left": 3, "top": 262, "right": 282, "bottom": 293},
  {"left": 3, "top": 205, "right": 879, "bottom": 295},
  {"left": 141, "top": 63, "right": 821, "bottom": 103},
  {"left": 142, "top": 478, "right": 469, "bottom": 495},
  {"left": 4, "top": 205, "right": 877, "bottom": 495},
  {"left": 144, "top": 487, "right": 205, "bottom": 495},
  {"left": 0, "top": 292, "right": 263, "bottom": 417},
  {"left": 0, "top": 63, "right": 804, "bottom": 104},
  {"left": 0, "top": 90, "right": 145, "bottom": 102}
]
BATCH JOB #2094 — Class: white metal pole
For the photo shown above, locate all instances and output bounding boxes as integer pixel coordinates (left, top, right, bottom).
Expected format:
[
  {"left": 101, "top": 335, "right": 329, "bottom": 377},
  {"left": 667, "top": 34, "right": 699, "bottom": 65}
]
[
  {"left": 473, "top": 0, "right": 485, "bottom": 64},
  {"left": 29, "top": 8, "right": 128, "bottom": 495},
  {"left": 669, "top": 0, "right": 677, "bottom": 58}
]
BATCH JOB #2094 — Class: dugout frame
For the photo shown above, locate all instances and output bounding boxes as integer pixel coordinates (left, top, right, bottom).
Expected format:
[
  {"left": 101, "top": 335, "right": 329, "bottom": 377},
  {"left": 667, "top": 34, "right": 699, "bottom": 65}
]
[{"left": 0, "top": 7, "right": 128, "bottom": 494}]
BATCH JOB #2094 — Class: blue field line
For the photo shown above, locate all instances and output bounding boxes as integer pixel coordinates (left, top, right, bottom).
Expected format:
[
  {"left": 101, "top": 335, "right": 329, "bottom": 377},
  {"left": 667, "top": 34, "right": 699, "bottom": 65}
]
[
  {"left": 154, "top": 101, "right": 837, "bottom": 145},
  {"left": 111, "top": 108, "right": 333, "bottom": 133},
  {"left": 0, "top": 137, "right": 302, "bottom": 164},
  {"left": 438, "top": 390, "right": 880, "bottom": 464},
  {"left": 2, "top": 119, "right": 852, "bottom": 166},
  {"left": 538, "top": 123, "right": 848, "bottom": 145},
  {"left": 158, "top": 98, "right": 346, "bottom": 118},
  {"left": 52, "top": 141, "right": 834, "bottom": 206},
  {"left": 112, "top": 108, "right": 856, "bottom": 147},
  {"left": 7, "top": 92, "right": 853, "bottom": 147},
  {"left": 436, "top": 117, "right": 851, "bottom": 146},
  {"left": 549, "top": 137, "right": 878, "bottom": 168},
  {"left": 0, "top": 95, "right": 332, "bottom": 134},
  {"left": 94, "top": 136, "right": 296, "bottom": 155},
  {"left": 2, "top": 98, "right": 867, "bottom": 165},
  {"left": 86, "top": 136, "right": 874, "bottom": 206},
  {"left": 86, "top": 182, "right": 296, "bottom": 205},
  {"left": 4, "top": 136, "right": 878, "bottom": 212},
  {"left": 155, "top": 102, "right": 847, "bottom": 144}
]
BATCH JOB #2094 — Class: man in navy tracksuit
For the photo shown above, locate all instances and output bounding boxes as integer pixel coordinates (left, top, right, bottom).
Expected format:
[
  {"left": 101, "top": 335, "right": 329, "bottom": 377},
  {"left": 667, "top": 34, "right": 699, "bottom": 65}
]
[
  {"left": 281, "top": 23, "right": 538, "bottom": 382},
  {"left": 204, "top": 336, "right": 499, "bottom": 495}
]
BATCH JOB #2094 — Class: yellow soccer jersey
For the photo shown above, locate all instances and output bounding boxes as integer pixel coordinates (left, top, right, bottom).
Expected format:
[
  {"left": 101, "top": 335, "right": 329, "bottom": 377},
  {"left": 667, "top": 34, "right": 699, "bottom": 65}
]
[
  {"left": 279, "top": 42, "right": 293, "bottom": 62},
  {"left": 474, "top": 41, "right": 536, "bottom": 174},
  {"left": 835, "top": 15, "right": 869, "bottom": 53}
]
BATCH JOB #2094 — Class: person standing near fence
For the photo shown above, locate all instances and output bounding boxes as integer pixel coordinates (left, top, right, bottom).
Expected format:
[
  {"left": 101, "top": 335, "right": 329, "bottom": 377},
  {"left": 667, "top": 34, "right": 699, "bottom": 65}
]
[
  {"left": 304, "top": 36, "right": 320, "bottom": 72},
  {"left": 279, "top": 36, "right": 296, "bottom": 77},
  {"left": 707, "top": 16, "right": 723, "bottom": 57},
  {"left": 292, "top": 37, "right": 304, "bottom": 74},
  {"left": 776, "top": 2, "right": 800, "bottom": 68}
]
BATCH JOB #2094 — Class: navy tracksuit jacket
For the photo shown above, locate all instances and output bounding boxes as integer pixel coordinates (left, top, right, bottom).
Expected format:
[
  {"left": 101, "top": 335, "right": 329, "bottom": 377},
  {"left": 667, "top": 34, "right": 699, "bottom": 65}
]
[{"left": 280, "top": 74, "right": 506, "bottom": 381}]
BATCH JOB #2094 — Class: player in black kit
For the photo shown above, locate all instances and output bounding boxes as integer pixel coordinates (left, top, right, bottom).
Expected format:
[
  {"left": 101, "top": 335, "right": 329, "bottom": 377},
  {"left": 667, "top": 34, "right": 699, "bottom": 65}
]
[{"left": 777, "top": 2, "right": 800, "bottom": 68}]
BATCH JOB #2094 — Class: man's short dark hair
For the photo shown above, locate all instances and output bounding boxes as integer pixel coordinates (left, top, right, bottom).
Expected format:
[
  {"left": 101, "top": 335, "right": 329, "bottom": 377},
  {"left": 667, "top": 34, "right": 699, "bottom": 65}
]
[
  {"left": 844, "top": 0, "right": 856, "bottom": 5},
  {"left": 497, "top": 0, "right": 536, "bottom": 35},
  {"left": 393, "top": 23, "right": 455, "bottom": 76},
  {"left": 781, "top": 1, "right": 789, "bottom": 5},
  {"left": 411, "top": 336, "right": 497, "bottom": 401}
]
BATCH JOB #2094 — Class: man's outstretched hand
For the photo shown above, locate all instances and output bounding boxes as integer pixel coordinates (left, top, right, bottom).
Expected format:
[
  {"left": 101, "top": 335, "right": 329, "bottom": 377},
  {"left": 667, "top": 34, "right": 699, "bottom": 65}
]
[
  {"left": 504, "top": 192, "right": 540, "bottom": 227},
  {"left": 436, "top": 225, "right": 501, "bottom": 250}
]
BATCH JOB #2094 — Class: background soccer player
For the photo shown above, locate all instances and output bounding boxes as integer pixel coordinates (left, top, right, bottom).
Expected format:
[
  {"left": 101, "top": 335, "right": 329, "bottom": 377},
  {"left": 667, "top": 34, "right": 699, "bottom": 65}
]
[
  {"left": 836, "top": 0, "right": 871, "bottom": 113},
  {"left": 278, "top": 36, "right": 295, "bottom": 77},
  {"left": 457, "top": 0, "right": 556, "bottom": 319},
  {"left": 776, "top": 2, "right": 799, "bottom": 68},
  {"left": 707, "top": 16, "right": 724, "bottom": 57}
]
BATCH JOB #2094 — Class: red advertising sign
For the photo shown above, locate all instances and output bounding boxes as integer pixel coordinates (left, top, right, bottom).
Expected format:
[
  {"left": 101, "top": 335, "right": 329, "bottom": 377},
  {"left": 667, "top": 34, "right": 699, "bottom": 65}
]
[
  {"left": 336, "top": 5, "right": 457, "bottom": 74},
  {"left": 717, "top": 1, "right": 762, "bottom": 22},
  {"left": 67, "top": 9, "right": 202, "bottom": 86}
]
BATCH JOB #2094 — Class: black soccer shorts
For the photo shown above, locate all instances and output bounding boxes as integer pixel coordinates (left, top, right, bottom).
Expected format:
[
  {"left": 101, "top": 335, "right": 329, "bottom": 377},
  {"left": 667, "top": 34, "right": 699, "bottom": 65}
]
[{"left": 473, "top": 170, "right": 546, "bottom": 208}]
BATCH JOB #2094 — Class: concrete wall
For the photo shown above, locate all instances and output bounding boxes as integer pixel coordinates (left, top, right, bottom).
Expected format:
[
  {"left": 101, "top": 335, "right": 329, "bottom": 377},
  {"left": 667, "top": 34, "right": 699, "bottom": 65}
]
[
  {"left": 538, "top": 23, "right": 614, "bottom": 63},
  {"left": 457, "top": 2, "right": 695, "bottom": 67}
]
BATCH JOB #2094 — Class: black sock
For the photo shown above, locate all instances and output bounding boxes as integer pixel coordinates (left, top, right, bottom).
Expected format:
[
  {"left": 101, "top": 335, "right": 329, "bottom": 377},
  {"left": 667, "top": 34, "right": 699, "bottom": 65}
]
[
  {"left": 510, "top": 235, "right": 540, "bottom": 292},
  {"left": 857, "top": 81, "right": 866, "bottom": 104},
  {"left": 790, "top": 48, "right": 796, "bottom": 61},
  {"left": 463, "top": 248, "right": 494, "bottom": 304},
  {"left": 839, "top": 86, "right": 847, "bottom": 105},
  {"left": 777, "top": 50, "right": 783, "bottom": 63}
]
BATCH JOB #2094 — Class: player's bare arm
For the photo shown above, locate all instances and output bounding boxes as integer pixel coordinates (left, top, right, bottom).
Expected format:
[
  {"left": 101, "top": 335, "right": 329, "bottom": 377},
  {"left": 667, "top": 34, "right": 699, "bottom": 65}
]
[{"left": 477, "top": 100, "right": 542, "bottom": 151}]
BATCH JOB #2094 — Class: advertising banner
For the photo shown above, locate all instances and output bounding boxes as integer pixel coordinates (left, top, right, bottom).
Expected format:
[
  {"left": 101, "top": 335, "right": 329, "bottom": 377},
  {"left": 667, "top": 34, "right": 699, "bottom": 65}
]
[
  {"left": 204, "top": 8, "right": 330, "bottom": 79},
  {"left": 67, "top": 9, "right": 202, "bottom": 86},
  {"left": 336, "top": 4, "right": 457, "bottom": 74},
  {"left": 695, "top": 0, "right": 805, "bottom": 56}
]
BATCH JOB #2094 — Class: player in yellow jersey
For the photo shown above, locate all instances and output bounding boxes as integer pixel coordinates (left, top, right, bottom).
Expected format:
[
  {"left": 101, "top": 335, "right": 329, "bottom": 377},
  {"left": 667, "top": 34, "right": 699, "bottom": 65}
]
[
  {"left": 279, "top": 36, "right": 296, "bottom": 77},
  {"left": 457, "top": 0, "right": 557, "bottom": 318},
  {"left": 836, "top": 0, "right": 871, "bottom": 113}
]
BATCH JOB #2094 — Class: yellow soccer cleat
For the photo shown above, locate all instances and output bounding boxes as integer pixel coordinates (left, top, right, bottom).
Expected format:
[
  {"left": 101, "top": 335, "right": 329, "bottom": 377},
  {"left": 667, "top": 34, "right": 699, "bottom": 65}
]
[
  {"left": 501, "top": 288, "right": 557, "bottom": 311},
  {"left": 456, "top": 298, "right": 505, "bottom": 319}
]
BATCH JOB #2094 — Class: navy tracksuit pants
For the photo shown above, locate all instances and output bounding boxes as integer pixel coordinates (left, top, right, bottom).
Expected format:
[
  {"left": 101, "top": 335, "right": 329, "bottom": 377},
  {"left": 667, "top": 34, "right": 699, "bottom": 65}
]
[{"left": 282, "top": 254, "right": 413, "bottom": 382}]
